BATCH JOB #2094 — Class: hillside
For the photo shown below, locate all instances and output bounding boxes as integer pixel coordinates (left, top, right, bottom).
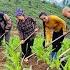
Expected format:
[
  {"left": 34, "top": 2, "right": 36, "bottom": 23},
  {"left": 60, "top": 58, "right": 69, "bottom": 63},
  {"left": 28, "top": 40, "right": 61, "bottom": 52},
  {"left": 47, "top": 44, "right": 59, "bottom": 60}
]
[
  {"left": 0, "top": 0, "right": 70, "bottom": 70},
  {"left": 0, "top": 0, "right": 70, "bottom": 28}
]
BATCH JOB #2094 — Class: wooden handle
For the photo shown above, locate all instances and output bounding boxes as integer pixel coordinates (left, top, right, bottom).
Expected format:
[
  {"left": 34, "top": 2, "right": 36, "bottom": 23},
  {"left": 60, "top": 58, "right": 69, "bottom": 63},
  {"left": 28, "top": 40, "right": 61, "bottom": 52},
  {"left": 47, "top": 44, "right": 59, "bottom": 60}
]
[
  {"left": 45, "top": 30, "right": 70, "bottom": 48},
  {"left": 14, "top": 31, "right": 36, "bottom": 51}
]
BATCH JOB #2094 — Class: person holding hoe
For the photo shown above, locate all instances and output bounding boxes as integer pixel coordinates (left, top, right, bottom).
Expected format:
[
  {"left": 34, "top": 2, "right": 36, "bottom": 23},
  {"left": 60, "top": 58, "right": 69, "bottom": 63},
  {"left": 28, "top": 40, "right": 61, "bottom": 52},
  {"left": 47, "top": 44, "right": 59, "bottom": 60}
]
[
  {"left": 39, "top": 12, "right": 67, "bottom": 59},
  {"left": 15, "top": 8, "right": 38, "bottom": 62},
  {"left": 0, "top": 12, "right": 12, "bottom": 47}
]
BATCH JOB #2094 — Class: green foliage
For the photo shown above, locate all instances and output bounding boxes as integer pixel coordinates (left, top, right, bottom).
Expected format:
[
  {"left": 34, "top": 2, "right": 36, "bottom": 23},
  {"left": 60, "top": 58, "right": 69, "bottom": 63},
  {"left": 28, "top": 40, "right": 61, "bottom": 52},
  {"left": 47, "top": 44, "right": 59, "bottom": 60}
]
[
  {"left": 4, "top": 36, "right": 21, "bottom": 70},
  {"left": 0, "top": 0, "right": 70, "bottom": 28},
  {"left": 32, "top": 35, "right": 70, "bottom": 70},
  {"left": 3, "top": 34, "right": 70, "bottom": 70},
  {"left": 0, "top": 0, "right": 70, "bottom": 70}
]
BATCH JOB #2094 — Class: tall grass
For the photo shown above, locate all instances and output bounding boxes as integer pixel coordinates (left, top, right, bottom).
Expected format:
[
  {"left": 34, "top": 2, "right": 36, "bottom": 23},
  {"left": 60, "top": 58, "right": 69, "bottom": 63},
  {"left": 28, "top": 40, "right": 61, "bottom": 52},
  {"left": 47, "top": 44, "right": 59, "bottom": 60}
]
[
  {"left": 32, "top": 35, "right": 70, "bottom": 70},
  {"left": 3, "top": 34, "right": 70, "bottom": 70},
  {"left": 4, "top": 36, "right": 21, "bottom": 70},
  {"left": 0, "top": 0, "right": 70, "bottom": 28}
]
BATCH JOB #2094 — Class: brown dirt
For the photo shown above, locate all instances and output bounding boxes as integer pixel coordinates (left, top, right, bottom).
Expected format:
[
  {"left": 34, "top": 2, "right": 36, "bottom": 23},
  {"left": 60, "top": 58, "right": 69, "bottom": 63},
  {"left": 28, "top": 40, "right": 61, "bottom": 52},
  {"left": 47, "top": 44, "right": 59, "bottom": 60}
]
[
  {"left": 22, "top": 54, "right": 49, "bottom": 70},
  {"left": 28, "top": 55, "right": 37, "bottom": 65},
  {"left": 32, "top": 60, "right": 49, "bottom": 70},
  {"left": 22, "top": 54, "right": 58, "bottom": 70},
  {"left": 0, "top": 47, "right": 6, "bottom": 70}
]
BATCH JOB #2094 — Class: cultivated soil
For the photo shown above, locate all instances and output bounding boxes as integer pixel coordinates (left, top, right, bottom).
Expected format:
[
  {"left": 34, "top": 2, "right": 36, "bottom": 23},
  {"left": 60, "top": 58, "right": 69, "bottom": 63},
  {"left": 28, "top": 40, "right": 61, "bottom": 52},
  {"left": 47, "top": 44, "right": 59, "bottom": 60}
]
[
  {"left": 22, "top": 54, "right": 58, "bottom": 70},
  {"left": 0, "top": 47, "right": 6, "bottom": 70}
]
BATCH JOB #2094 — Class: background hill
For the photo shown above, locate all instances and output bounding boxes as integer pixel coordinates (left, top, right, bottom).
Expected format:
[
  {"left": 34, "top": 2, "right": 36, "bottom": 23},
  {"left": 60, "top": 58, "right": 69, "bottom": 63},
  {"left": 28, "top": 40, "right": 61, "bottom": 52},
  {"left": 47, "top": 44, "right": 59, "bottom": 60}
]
[
  {"left": 0, "top": 0, "right": 70, "bottom": 29},
  {"left": 0, "top": 0, "right": 70, "bottom": 70}
]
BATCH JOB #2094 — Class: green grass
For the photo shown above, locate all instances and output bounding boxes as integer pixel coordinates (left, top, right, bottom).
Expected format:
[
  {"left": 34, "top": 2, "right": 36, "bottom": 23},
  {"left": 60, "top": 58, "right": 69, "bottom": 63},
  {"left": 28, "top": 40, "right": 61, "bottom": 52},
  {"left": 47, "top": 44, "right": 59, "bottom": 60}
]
[
  {"left": 4, "top": 36, "right": 21, "bottom": 70},
  {"left": 0, "top": 0, "right": 70, "bottom": 70},
  {"left": 4, "top": 34, "right": 70, "bottom": 70},
  {"left": 0, "top": 0, "right": 70, "bottom": 28},
  {"left": 32, "top": 35, "right": 70, "bottom": 69}
]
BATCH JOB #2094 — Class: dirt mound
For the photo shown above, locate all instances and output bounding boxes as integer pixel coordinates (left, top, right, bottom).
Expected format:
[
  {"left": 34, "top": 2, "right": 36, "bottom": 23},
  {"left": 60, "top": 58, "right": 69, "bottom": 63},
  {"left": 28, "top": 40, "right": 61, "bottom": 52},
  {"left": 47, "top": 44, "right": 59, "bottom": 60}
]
[{"left": 22, "top": 54, "right": 51, "bottom": 70}]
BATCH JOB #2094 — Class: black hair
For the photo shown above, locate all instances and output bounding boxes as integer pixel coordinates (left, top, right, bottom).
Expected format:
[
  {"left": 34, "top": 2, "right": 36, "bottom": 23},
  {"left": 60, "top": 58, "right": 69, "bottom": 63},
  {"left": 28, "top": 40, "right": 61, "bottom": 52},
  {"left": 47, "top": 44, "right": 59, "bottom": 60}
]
[{"left": 39, "top": 12, "right": 47, "bottom": 18}]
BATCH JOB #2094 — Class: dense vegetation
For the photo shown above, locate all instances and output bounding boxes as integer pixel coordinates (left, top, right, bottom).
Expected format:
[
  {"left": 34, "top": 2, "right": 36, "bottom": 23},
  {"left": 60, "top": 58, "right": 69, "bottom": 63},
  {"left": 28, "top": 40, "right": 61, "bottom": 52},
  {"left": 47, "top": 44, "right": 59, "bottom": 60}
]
[
  {"left": 33, "top": 35, "right": 70, "bottom": 70},
  {"left": 4, "top": 36, "right": 21, "bottom": 70},
  {"left": 0, "top": 0, "right": 70, "bottom": 28},
  {"left": 4, "top": 34, "right": 70, "bottom": 70},
  {"left": 0, "top": 0, "right": 70, "bottom": 70}
]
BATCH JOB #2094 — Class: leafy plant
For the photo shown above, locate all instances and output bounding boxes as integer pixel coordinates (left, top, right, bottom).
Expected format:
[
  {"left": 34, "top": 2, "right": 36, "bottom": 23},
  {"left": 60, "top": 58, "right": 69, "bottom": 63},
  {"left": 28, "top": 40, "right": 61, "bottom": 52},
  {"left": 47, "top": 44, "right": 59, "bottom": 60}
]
[
  {"left": 4, "top": 36, "right": 21, "bottom": 70},
  {"left": 32, "top": 35, "right": 70, "bottom": 70}
]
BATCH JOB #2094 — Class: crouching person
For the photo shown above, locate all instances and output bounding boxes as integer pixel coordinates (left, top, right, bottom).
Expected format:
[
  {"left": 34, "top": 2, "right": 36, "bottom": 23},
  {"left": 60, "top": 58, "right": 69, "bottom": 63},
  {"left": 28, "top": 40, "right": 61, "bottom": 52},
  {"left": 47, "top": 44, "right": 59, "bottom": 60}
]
[
  {"left": 39, "top": 12, "right": 68, "bottom": 70},
  {"left": 0, "top": 12, "right": 12, "bottom": 47},
  {"left": 15, "top": 8, "right": 38, "bottom": 61},
  {"left": 39, "top": 12, "right": 67, "bottom": 59}
]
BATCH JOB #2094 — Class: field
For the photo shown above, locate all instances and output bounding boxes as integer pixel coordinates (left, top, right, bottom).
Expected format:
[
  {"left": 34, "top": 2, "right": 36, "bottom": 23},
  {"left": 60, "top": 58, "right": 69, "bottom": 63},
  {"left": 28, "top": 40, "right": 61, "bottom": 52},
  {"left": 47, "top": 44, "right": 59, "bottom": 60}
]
[
  {"left": 1, "top": 33, "right": 70, "bottom": 70},
  {"left": 0, "top": 0, "right": 70, "bottom": 70},
  {"left": 0, "top": 0, "right": 70, "bottom": 28}
]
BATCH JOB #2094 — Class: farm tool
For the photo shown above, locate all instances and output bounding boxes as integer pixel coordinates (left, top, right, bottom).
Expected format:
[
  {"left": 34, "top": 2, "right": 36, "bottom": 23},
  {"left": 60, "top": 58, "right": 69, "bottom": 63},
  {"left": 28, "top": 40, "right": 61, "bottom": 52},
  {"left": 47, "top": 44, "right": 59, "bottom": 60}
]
[
  {"left": 14, "top": 30, "right": 36, "bottom": 51},
  {"left": 13, "top": 30, "right": 70, "bottom": 67},
  {"left": 0, "top": 32, "right": 6, "bottom": 39},
  {"left": 0, "top": 32, "right": 6, "bottom": 49},
  {"left": 22, "top": 30, "right": 70, "bottom": 60},
  {"left": 13, "top": 30, "right": 70, "bottom": 58},
  {"left": 13, "top": 30, "right": 70, "bottom": 70}
]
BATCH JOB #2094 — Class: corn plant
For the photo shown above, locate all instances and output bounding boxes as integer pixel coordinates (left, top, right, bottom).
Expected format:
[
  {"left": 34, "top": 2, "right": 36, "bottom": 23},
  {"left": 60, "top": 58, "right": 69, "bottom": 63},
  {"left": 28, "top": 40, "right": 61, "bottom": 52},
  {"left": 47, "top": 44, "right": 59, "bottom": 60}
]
[
  {"left": 3, "top": 34, "right": 70, "bottom": 70},
  {"left": 32, "top": 35, "right": 70, "bottom": 70},
  {"left": 4, "top": 36, "right": 21, "bottom": 70}
]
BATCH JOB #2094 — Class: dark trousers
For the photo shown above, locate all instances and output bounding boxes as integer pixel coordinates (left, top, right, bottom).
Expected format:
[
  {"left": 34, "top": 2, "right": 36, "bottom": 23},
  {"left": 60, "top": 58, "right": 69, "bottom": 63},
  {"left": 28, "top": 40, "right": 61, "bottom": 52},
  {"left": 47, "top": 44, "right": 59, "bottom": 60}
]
[
  {"left": 52, "top": 29, "right": 64, "bottom": 52},
  {"left": 43, "top": 40, "right": 45, "bottom": 48},
  {"left": 21, "top": 38, "right": 34, "bottom": 58},
  {"left": 0, "top": 35, "right": 3, "bottom": 46},
  {"left": 52, "top": 29, "right": 66, "bottom": 70},
  {"left": 5, "top": 31, "right": 10, "bottom": 42},
  {"left": 0, "top": 31, "right": 10, "bottom": 46}
]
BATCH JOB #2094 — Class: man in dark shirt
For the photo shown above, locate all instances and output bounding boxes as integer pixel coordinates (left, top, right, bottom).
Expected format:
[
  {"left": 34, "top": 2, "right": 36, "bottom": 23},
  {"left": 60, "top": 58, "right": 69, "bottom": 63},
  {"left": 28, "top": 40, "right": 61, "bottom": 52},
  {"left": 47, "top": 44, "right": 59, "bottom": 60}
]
[{"left": 15, "top": 8, "right": 38, "bottom": 61}]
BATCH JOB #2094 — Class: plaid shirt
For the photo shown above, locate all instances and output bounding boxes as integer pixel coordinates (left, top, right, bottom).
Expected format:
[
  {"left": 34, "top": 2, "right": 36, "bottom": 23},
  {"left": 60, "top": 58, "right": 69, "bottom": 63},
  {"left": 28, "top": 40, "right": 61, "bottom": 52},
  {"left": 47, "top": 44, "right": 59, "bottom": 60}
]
[
  {"left": 0, "top": 13, "right": 12, "bottom": 33},
  {"left": 17, "top": 17, "right": 36, "bottom": 39}
]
